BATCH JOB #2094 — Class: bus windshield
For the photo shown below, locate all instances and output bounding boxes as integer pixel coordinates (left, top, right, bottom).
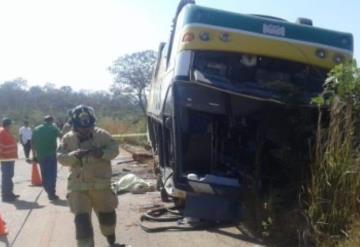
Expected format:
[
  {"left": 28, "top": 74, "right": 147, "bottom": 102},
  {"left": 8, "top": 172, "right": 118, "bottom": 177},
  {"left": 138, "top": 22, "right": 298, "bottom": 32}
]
[{"left": 192, "top": 51, "right": 328, "bottom": 104}]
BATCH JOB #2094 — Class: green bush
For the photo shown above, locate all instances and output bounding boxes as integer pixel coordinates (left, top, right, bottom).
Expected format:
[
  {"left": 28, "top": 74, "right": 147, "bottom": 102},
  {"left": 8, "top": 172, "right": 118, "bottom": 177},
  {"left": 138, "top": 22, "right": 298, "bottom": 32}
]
[{"left": 307, "top": 60, "right": 360, "bottom": 246}]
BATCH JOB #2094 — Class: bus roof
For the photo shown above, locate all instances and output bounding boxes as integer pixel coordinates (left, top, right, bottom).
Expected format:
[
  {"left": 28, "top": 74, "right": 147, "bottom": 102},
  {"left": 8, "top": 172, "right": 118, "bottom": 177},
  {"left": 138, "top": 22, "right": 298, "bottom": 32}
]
[{"left": 179, "top": 4, "right": 353, "bottom": 53}]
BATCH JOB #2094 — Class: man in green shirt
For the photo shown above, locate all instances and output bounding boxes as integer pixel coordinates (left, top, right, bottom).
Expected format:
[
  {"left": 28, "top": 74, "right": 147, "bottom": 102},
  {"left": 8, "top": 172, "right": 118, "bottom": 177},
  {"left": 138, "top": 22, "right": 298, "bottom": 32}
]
[{"left": 32, "top": 115, "right": 62, "bottom": 200}]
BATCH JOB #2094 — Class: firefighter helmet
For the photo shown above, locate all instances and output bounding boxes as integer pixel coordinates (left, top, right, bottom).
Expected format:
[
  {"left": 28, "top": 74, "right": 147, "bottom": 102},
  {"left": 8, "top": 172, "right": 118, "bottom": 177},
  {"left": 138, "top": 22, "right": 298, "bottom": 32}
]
[{"left": 71, "top": 105, "right": 96, "bottom": 128}]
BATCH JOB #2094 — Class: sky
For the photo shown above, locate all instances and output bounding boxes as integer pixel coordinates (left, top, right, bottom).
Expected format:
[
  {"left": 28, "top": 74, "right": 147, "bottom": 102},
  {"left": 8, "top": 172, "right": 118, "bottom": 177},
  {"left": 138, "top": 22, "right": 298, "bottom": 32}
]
[{"left": 0, "top": 0, "right": 359, "bottom": 91}]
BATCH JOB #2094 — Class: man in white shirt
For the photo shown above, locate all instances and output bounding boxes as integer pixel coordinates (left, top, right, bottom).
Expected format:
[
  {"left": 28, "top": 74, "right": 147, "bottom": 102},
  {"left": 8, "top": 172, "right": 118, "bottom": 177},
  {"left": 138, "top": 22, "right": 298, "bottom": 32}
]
[{"left": 19, "top": 120, "right": 32, "bottom": 160}]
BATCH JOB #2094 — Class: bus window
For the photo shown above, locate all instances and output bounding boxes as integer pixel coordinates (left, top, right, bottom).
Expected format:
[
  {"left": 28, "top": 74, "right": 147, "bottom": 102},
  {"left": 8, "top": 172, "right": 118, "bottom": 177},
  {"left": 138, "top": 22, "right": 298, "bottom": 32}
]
[
  {"left": 159, "top": 43, "right": 169, "bottom": 75},
  {"left": 154, "top": 42, "right": 169, "bottom": 80},
  {"left": 192, "top": 51, "right": 327, "bottom": 103},
  {"left": 153, "top": 42, "right": 165, "bottom": 80}
]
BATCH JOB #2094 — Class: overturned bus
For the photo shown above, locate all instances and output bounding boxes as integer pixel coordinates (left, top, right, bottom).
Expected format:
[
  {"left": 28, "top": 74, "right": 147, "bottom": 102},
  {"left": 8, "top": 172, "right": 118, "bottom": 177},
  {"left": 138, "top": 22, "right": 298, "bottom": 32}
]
[{"left": 146, "top": 1, "right": 353, "bottom": 221}]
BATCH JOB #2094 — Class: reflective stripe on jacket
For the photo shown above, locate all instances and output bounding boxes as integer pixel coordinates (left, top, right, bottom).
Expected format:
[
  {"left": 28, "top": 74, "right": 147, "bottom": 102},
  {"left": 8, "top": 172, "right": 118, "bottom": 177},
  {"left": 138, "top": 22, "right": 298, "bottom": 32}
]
[
  {"left": 57, "top": 127, "right": 119, "bottom": 192},
  {"left": 0, "top": 127, "right": 18, "bottom": 160}
]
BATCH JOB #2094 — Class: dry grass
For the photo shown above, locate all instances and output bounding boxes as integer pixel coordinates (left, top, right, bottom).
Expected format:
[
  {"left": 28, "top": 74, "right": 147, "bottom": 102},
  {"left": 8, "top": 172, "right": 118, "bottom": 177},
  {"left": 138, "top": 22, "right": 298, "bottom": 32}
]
[
  {"left": 97, "top": 117, "right": 148, "bottom": 147},
  {"left": 307, "top": 61, "right": 360, "bottom": 246},
  {"left": 97, "top": 116, "right": 146, "bottom": 135},
  {"left": 337, "top": 220, "right": 360, "bottom": 247},
  {"left": 307, "top": 99, "right": 360, "bottom": 246}
]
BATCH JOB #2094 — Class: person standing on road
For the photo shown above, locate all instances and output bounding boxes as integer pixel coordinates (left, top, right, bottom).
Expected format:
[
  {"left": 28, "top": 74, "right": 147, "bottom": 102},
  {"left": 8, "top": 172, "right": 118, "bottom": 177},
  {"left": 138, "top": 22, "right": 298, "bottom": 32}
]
[
  {"left": 32, "top": 115, "right": 62, "bottom": 201},
  {"left": 0, "top": 118, "right": 19, "bottom": 202},
  {"left": 19, "top": 120, "right": 32, "bottom": 161},
  {"left": 57, "top": 105, "right": 119, "bottom": 247}
]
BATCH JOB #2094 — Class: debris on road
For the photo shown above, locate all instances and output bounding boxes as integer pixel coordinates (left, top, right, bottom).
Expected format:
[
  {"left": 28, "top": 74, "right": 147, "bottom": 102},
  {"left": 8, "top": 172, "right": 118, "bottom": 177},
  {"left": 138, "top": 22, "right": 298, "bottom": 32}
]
[
  {"left": 121, "top": 144, "right": 152, "bottom": 163},
  {"left": 112, "top": 173, "right": 155, "bottom": 194}
]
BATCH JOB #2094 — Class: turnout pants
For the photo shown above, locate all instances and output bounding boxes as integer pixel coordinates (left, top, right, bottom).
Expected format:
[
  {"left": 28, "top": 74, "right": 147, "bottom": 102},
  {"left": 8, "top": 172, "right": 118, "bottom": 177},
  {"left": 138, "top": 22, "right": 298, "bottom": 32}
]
[
  {"left": 67, "top": 188, "right": 118, "bottom": 247},
  {"left": 1, "top": 161, "right": 15, "bottom": 198}
]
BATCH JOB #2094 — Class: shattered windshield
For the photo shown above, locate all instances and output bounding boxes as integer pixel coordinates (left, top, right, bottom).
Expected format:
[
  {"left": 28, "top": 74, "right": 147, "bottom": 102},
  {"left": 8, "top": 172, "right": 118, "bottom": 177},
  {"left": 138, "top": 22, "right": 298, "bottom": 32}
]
[{"left": 192, "top": 51, "right": 328, "bottom": 104}]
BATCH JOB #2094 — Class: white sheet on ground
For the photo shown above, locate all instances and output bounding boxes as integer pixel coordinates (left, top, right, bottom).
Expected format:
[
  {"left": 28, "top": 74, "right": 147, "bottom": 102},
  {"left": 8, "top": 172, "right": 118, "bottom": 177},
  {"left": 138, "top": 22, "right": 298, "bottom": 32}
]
[{"left": 113, "top": 173, "right": 152, "bottom": 194}]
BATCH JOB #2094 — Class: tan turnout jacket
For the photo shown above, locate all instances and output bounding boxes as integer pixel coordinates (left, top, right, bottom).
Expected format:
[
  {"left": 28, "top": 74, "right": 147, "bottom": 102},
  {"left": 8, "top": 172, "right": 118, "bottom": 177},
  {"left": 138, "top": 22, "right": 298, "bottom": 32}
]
[{"left": 57, "top": 127, "right": 119, "bottom": 192}]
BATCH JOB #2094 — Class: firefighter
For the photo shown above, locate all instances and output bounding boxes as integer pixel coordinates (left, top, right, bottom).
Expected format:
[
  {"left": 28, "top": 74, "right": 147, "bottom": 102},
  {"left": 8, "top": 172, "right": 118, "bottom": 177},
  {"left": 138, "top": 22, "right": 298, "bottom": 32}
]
[{"left": 57, "top": 105, "right": 119, "bottom": 246}]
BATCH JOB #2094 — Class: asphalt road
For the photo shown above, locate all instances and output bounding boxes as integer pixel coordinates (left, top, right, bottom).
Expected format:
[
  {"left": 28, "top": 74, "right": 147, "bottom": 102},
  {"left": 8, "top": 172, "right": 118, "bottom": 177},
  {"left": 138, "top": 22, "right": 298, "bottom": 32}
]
[{"left": 0, "top": 145, "right": 263, "bottom": 247}]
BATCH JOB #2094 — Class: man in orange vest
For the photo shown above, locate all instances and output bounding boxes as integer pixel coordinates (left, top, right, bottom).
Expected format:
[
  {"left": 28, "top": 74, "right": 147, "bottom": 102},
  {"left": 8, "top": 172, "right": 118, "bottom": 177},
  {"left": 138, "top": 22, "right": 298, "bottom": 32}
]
[{"left": 0, "top": 118, "right": 19, "bottom": 202}]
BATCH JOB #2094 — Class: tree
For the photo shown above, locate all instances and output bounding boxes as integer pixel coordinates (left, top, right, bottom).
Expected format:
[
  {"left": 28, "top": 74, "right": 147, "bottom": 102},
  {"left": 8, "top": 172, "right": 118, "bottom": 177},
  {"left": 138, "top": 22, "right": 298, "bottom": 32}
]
[
  {"left": 0, "top": 78, "right": 28, "bottom": 113},
  {"left": 59, "top": 86, "right": 73, "bottom": 94},
  {"left": 1, "top": 77, "right": 27, "bottom": 90},
  {"left": 109, "top": 50, "right": 157, "bottom": 114},
  {"left": 0, "top": 79, "right": 141, "bottom": 128}
]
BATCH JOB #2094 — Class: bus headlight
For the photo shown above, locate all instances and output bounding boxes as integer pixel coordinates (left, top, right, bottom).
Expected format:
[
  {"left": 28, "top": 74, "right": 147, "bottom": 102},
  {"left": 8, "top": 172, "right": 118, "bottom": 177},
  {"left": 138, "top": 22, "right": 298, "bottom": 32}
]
[
  {"left": 333, "top": 54, "right": 345, "bottom": 64},
  {"left": 199, "top": 32, "right": 210, "bottom": 41},
  {"left": 315, "top": 49, "right": 327, "bottom": 59},
  {"left": 182, "top": 32, "right": 195, "bottom": 43}
]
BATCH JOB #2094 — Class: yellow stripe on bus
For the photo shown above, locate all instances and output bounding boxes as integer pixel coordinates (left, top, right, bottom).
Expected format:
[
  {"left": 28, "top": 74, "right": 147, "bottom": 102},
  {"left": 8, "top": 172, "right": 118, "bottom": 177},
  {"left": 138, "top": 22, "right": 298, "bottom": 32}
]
[{"left": 178, "top": 27, "right": 352, "bottom": 69}]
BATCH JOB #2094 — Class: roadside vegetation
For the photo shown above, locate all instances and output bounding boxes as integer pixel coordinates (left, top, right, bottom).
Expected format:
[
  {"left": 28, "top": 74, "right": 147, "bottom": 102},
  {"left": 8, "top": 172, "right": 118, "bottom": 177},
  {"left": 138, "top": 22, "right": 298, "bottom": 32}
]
[
  {"left": 0, "top": 79, "right": 144, "bottom": 136},
  {"left": 307, "top": 60, "right": 360, "bottom": 246},
  {"left": 242, "top": 61, "right": 360, "bottom": 247},
  {"left": 0, "top": 50, "right": 156, "bottom": 138}
]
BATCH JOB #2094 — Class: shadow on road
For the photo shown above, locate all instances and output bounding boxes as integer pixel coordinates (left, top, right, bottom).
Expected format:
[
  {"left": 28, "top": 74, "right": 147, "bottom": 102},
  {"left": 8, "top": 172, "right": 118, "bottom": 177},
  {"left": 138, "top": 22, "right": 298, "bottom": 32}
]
[
  {"left": 0, "top": 236, "right": 10, "bottom": 247},
  {"left": 51, "top": 199, "right": 68, "bottom": 207},
  {"left": 207, "top": 227, "right": 264, "bottom": 245},
  {"left": 12, "top": 199, "right": 44, "bottom": 210}
]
